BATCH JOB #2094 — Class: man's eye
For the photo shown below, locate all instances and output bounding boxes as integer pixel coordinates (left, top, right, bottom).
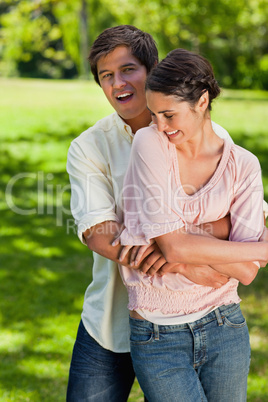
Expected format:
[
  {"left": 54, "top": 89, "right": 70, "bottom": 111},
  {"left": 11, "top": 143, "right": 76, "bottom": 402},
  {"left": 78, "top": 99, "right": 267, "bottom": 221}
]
[{"left": 102, "top": 73, "right": 112, "bottom": 79}]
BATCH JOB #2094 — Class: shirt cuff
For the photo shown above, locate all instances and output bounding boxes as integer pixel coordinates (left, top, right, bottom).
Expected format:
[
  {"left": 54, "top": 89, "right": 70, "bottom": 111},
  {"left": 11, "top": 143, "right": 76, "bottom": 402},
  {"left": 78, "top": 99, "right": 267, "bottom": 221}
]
[{"left": 77, "top": 213, "right": 119, "bottom": 244}]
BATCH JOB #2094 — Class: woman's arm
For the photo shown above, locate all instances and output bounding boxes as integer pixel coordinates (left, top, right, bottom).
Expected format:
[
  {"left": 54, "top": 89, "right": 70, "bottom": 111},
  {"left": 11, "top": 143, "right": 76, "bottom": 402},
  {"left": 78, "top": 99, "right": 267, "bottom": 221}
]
[
  {"left": 140, "top": 223, "right": 260, "bottom": 285},
  {"left": 155, "top": 227, "right": 267, "bottom": 265},
  {"left": 122, "top": 128, "right": 267, "bottom": 274},
  {"left": 186, "top": 224, "right": 259, "bottom": 285}
]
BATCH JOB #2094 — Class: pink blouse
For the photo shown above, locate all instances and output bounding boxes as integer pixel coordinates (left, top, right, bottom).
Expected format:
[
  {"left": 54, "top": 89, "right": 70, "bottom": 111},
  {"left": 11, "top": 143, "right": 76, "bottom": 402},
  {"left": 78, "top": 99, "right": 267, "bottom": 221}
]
[{"left": 119, "top": 125, "right": 264, "bottom": 315}]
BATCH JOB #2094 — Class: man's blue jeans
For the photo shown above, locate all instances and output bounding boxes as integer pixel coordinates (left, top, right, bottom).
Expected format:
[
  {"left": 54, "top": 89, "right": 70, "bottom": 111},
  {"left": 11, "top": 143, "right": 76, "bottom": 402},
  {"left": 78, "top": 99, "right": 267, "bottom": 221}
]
[
  {"left": 130, "top": 303, "right": 251, "bottom": 402},
  {"left": 66, "top": 320, "right": 135, "bottom": 401}
]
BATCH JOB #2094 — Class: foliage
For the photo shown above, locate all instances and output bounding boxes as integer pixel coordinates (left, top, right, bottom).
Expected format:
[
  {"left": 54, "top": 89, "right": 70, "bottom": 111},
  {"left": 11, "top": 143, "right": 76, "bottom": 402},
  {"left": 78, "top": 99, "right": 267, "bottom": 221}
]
[
  {"left": 0, "top": 0, "right": 117, "bottom": 79},
  {"left": 0, "top": 0, "right": 77, "bottom": 78},
  {"left": 101, "top": 0, "right": 268, "bottom": 89},
  {"left": 0, "top": 0, "right": 268, "bottom": 87},
  {"left": 0, "top": 78, "right": 268, "bottom": 400}
]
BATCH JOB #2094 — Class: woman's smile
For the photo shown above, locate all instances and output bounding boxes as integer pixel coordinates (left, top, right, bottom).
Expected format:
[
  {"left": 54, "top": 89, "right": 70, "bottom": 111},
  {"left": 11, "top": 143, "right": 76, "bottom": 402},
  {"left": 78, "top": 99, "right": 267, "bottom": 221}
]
[{"left": 165, "top": 129, "right": 180, "bottom": 138}]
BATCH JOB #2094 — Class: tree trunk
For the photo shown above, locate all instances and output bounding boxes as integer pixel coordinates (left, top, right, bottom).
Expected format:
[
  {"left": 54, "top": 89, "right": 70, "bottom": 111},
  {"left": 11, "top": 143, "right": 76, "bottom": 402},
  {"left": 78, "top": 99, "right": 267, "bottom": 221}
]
[{"left": 80, "top": 0, "right": 89, "bottom": 79}]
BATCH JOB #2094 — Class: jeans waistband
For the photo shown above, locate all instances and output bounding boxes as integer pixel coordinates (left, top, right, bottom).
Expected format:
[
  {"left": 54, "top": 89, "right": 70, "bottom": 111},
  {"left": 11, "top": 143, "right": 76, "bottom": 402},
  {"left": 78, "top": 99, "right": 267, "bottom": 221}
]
[{"left": 129, "top": 303, "right": 240, "bottom": 332}]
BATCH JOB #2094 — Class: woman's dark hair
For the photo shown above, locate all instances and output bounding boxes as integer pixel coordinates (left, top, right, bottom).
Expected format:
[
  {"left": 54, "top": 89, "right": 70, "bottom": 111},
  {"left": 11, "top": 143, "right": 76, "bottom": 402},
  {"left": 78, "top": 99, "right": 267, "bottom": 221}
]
[
  {"left": 89, "top": 25, "right": 158, "bottom": 85},
  {"left": 146, "top": 48, "right": 220, "bottom": 111}
]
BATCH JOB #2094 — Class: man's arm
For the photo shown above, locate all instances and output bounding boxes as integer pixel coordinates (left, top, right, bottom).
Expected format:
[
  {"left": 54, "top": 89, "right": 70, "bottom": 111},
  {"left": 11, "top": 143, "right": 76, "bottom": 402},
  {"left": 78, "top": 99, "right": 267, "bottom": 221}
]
[
  {"left": 85, "top": 220, "right": 230, "bottom": 288},
  {"left": 83, "top": 221, "right": 162, "bottom": 268},
  {"left": 198, "top": 214, "right": 231, "bottom": 240}
]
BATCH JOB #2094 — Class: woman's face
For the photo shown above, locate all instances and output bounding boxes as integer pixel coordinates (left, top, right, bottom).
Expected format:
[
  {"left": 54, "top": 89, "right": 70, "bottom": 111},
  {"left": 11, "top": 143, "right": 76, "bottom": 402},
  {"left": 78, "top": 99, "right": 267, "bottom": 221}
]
[{"left": 146, "top": 90, "right": 207, "bottom": 146}]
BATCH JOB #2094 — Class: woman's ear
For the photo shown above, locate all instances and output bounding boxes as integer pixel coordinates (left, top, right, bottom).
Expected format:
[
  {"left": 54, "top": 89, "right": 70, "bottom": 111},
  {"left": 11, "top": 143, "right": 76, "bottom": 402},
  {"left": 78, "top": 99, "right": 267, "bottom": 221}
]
[{"left": 198, "top": 90, "right": 209, "bottom": 111}]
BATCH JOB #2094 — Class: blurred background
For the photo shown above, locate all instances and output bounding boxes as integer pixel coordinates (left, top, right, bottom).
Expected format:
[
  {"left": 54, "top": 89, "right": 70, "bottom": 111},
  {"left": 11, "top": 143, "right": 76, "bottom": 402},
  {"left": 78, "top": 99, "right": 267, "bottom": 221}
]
[
  {"left": 0, "top": 1, "right": 268, "bottom": 401},
  {"left": 1, "top": 0, "right": 268, "bottom": 89}
]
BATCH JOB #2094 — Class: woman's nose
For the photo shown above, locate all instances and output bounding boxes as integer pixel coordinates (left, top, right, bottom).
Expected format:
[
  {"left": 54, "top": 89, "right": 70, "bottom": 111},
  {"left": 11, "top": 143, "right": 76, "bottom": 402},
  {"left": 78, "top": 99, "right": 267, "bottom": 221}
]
[{"left": 156, "top": 119, "right": 168, "bottom": 132}]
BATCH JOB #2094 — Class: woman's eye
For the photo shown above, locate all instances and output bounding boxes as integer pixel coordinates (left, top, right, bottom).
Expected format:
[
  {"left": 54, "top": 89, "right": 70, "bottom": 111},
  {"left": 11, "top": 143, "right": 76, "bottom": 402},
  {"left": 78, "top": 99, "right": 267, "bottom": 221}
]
[{"left": 165, "top": 115, "right": 173, "bottom": 120}]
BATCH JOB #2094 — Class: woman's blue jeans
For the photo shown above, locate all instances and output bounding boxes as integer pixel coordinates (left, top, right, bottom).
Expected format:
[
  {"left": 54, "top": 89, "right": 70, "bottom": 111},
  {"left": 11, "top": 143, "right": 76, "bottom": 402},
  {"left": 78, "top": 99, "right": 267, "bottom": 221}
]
[{"left": 130, "top": 303, "right": 251, "bottom": 402}]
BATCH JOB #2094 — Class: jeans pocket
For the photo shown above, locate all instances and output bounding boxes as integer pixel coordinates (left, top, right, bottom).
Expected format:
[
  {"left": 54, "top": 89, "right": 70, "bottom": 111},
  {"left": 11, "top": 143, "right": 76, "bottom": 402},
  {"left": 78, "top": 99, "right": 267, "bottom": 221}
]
[
  {"left": 130, "top": 328, "right": 154, "bottom": 345},
  {"left": 224, "top": 307, "right": 247, "bottom": 328},
  {"left": 129, "top": 319, "right": 154, "bottom": 345}
]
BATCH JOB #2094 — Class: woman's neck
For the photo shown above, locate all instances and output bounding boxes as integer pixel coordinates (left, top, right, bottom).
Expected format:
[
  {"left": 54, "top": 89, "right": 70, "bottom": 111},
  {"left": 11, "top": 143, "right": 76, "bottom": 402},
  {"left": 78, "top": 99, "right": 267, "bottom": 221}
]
[{"left": 176, "top": 118, "right": 223, "bottom": 159}]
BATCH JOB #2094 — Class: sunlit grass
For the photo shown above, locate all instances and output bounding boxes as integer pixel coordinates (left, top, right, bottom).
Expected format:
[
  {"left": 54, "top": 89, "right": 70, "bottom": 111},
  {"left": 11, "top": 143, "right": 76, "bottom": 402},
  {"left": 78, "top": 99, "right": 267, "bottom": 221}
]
[{"left": 0, "top": 78, "right": 268, "bottom": 401}]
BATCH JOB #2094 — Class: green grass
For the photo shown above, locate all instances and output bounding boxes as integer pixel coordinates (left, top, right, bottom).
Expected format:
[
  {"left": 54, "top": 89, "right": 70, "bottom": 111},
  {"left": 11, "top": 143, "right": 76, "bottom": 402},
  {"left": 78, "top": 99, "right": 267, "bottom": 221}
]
[{"left": 0, "top": 78, "right": 268, "bottom": 401}]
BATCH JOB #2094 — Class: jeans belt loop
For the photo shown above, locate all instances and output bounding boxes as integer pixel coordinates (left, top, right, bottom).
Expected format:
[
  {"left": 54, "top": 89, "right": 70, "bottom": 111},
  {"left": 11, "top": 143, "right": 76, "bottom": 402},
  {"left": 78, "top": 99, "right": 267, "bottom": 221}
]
[
  {"left": 153, "top": 323, "right": 160, "bottom": 340},
  {"left": 215, "top": 308, "right": 224, "bottom": 326}
]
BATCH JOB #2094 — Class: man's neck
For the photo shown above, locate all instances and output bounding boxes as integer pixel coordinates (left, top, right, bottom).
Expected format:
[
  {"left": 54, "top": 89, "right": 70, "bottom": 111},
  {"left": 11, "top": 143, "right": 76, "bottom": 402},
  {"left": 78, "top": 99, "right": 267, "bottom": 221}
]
[{"left": 123, "top": 110, "right": 152, "bottom": 134}]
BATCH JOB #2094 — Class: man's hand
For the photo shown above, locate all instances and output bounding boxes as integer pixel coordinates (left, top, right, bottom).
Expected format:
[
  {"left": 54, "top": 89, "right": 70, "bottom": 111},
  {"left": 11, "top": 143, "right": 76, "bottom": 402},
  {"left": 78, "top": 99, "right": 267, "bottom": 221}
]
[
  {"left": 259, "top": 226, "right": 268, "bottom": 267},
  {"left": 87, "top": 221, "right": 229, "bottom": 288},
  {"left": 113, "top": 239, "right": 168, "bottom": 273},
  {"left": 198, "top": 214, "right": 231, "bottom": 240},
  {"left": 158, "top": 263, "right": 230, "bottom": 288}
]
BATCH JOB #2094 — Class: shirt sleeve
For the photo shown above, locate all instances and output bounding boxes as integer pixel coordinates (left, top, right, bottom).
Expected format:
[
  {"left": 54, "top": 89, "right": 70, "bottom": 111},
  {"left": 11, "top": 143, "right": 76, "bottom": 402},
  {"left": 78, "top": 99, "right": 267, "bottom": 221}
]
[
  {"left": 212, "top": 121, "right": 234, "bottom": 143},
  {"left": 67, "top": 132, "right": 119, "bottom": 244},
  {"left": 263, "top": 200, "right": 268, "bottom": 219},
  {"left": 229, "top": 148, "right": 264, "bottom": 267},
  {"left": 120, "top": 127, "right": 185, "bottom": 245}
]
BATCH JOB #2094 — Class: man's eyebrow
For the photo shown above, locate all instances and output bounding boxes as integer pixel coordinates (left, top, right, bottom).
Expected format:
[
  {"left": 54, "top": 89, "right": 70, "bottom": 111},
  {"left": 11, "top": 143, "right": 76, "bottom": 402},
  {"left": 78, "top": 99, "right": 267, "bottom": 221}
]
[{"left": 98, "top": 63, "right": 137, "bottom": 76}]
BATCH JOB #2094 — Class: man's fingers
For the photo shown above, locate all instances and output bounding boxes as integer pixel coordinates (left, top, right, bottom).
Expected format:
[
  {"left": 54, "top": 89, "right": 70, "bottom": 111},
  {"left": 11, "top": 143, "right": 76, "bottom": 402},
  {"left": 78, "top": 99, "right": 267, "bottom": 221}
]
[
  {"left": 140, "top": 255, "right": 166, "bottom": 274},
  {"left": 209, "top": 273, "right": 229, "bottom": 287},
  {"left": 129, "top": 246, "right": 140, "bottom": 265},
  {"left": 112, "top": 238, "right": 120, "bottom": 246},
  {"left": 119, "top": 245, "right": 132, "bottom": 262},
  {"left": 134, "top": 245, "right": 155, "bottom": 266}
]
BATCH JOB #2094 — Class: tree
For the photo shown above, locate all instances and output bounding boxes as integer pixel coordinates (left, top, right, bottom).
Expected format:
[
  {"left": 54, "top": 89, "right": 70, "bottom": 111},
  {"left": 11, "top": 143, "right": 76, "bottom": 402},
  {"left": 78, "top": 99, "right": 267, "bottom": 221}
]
[
  {"left": 0, "top": 0, "right": 267, "bottom": 88},
  {"left": 0, "top": 0, "right": 77, "bottom": 78}
]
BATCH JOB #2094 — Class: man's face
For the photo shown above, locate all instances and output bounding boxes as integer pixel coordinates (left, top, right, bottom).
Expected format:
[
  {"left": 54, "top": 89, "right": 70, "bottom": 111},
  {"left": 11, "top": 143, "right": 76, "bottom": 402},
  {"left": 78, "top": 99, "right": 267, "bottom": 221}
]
[{"left": 97, "top": 46, "right": 150, "bottom": 131}]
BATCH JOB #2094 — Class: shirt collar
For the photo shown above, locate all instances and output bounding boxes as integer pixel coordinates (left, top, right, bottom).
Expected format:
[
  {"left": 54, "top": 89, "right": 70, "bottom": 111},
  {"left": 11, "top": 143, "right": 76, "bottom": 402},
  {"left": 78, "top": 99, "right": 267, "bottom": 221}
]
[
  {"left": 114, "top": 113, "right": 134, "bottom": 143},
  {"left": 114, "top": 112, "right": 153, "bottom": 143}
]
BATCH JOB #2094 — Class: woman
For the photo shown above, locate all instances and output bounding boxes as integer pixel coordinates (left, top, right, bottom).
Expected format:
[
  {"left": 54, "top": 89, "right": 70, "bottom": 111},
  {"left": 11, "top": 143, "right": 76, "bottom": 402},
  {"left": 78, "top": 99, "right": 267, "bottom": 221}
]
[{"left": 117, "top": 49, "right": 268, "bottom": 401}]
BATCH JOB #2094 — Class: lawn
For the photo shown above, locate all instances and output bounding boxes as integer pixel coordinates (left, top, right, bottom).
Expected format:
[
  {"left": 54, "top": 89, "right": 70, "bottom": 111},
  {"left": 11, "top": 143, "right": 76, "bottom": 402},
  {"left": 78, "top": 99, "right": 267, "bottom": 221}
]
[{"left": 0, "top": 78, "right": 268, "bottom": 401}]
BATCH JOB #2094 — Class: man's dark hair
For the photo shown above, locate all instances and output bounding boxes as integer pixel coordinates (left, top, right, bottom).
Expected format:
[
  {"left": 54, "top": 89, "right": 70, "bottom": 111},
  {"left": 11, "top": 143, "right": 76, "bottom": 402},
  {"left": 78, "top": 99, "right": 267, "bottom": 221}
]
[{"left": 89, "top": 25, "right": 158, "bottom": 85}]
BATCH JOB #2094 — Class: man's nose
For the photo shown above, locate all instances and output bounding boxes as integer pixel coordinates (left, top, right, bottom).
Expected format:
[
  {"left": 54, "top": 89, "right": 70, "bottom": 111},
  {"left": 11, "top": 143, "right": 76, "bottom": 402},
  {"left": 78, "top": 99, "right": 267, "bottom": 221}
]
[{"left": 113, "top": 72, "right": 126, "bottom": 89}]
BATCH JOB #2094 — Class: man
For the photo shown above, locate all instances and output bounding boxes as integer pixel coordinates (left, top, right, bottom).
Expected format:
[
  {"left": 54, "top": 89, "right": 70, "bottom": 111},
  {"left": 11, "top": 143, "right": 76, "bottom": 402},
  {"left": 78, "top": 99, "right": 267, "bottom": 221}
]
[{"left": 66, "top": 25, "right": 236, "bottom": 401}]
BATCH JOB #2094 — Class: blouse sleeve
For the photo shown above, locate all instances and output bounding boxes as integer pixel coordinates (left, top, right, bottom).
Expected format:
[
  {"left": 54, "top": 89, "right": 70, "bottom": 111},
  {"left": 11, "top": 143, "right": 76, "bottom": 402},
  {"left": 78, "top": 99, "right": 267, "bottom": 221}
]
[
  {"left": 120, "top": 127, "right": 186, "bottom": 245},
  {"left": 229, "top": 147, "right": 264, "bottom": 266}
]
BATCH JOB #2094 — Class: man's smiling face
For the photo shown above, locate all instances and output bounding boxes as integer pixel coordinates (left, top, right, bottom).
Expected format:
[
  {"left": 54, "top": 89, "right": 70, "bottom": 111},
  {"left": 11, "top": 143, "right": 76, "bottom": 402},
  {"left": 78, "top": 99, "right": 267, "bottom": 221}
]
[{"left": 97, "top": 46, "right": 149, "bottom": 130}]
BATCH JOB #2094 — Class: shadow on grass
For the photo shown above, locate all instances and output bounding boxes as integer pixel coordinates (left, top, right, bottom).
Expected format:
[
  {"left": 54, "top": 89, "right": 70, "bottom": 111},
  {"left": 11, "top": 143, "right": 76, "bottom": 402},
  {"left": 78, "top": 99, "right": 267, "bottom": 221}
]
[
  {"left": 0, "top": 126, "right": 93, "bottom": 400},
  {"left": 0, "top": 349, "right": 68, "bottom": 401}
]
